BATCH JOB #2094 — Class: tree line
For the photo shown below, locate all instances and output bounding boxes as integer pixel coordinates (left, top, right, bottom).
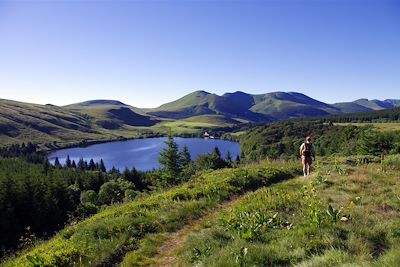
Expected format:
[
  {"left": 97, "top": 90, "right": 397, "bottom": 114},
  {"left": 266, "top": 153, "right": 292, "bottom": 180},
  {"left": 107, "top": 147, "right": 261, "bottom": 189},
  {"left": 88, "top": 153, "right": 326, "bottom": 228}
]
[
  {"left": 321, "top": 106, "right": 400, "bottom": 123},
  {"left": 240, "top": 120, "right": 400, "bottom": 161}
]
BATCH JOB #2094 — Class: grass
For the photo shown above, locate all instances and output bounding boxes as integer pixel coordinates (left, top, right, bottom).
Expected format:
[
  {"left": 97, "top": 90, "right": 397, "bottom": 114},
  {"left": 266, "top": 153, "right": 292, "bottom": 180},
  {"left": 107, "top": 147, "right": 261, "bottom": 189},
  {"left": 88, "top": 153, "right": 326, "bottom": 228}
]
[
  {"left": 335, "top": 122, "right": 400, "bottom": 132},
  {"left": 169, "top": 161, "right": 400, "bottom": 266},
  {"left": 2, "top": 162, "right": 300, "bottom": 266},
  {"left": 150, "top": 117, "right": 236, "bottom": 135}
]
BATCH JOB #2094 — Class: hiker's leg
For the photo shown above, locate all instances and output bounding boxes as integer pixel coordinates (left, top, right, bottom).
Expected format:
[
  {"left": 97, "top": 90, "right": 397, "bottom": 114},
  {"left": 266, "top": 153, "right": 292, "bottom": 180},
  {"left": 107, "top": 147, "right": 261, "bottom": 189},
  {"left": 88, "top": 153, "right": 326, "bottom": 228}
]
[
  {"left": 308, "top": 158, "right": 313, "bottom": 176},
  {"left": 302, "top": 157, "right": 307, "bottom": 176}
]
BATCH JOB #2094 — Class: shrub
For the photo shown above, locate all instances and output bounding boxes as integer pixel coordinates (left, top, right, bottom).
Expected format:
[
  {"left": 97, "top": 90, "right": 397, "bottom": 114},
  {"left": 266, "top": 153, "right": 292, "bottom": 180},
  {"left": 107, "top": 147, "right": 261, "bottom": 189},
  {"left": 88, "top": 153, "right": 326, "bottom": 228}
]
[{"left": 380, "top": 154, "right": 400, "bottom": 172}]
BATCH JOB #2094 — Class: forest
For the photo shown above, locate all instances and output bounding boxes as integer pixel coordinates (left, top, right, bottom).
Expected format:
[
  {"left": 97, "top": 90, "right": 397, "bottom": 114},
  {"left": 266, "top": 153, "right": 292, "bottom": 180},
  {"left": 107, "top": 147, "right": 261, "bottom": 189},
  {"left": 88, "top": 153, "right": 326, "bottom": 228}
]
[{"left": 240, "top": 120, "right": 400, "bottom": 161}]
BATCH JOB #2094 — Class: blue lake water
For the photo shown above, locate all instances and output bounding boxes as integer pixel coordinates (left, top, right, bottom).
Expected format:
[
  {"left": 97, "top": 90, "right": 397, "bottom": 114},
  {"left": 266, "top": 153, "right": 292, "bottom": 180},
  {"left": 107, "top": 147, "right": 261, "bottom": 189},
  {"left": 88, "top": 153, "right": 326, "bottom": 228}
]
[{"left": 48, "top": 137, "right": 240, "bottom": 171}]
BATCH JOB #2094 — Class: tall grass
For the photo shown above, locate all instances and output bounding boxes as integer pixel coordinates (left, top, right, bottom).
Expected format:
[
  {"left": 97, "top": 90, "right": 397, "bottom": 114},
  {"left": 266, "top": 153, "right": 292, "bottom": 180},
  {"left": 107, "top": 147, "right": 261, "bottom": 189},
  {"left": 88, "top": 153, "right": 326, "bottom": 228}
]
[{"left": 174, "top": 163, "right": 400, "bottom": 266}]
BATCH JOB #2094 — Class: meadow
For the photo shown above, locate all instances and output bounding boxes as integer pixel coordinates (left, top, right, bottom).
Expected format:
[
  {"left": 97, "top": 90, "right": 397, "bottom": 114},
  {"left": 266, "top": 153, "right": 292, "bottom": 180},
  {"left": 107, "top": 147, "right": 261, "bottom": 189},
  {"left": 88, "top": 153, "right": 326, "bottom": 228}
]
[{"left": 151, "top": 158, "right": 400, "bottom": 266}]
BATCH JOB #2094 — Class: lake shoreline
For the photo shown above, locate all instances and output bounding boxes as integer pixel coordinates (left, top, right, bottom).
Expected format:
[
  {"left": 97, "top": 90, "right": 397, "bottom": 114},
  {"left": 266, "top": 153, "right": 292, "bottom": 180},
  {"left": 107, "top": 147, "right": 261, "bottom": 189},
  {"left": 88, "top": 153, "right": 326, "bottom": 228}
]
[{"left": 48, "top": 137, "right": 240, "bottom": 172}]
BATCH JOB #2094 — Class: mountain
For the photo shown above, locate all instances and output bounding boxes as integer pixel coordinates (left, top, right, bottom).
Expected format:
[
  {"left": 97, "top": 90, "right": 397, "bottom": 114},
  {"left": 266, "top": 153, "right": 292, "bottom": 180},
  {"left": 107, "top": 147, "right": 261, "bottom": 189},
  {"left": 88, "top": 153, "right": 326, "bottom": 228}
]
[
  {"left": 333, "top": 98, "right": 400, "bottom": 113},
  {"left": 147, "top": 90, "right": 271, "bottom": 122},
  {"left": 250, "top": 91, "right": 341, "bottom": 119},
  {"left": 147, "top": 90, "right": 342, "bottom": 121},
  {"left": 384, "top": 99, "right": 400, "bottom": 107}
]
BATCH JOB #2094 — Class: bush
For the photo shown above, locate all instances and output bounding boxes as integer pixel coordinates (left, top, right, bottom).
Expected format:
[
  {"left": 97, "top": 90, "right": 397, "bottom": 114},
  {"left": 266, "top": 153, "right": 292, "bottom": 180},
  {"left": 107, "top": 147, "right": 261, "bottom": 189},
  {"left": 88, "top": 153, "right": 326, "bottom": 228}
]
[{"left": 381, "top": 154, "right": 400, "bottom": 171}]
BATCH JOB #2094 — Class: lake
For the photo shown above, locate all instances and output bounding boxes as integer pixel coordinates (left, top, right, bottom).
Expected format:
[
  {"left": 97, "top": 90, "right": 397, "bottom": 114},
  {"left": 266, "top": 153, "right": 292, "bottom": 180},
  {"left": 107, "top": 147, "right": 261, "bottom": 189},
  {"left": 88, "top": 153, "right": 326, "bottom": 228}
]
[{"left": 48, "top": 137, "right": 240, "bottom": 171}]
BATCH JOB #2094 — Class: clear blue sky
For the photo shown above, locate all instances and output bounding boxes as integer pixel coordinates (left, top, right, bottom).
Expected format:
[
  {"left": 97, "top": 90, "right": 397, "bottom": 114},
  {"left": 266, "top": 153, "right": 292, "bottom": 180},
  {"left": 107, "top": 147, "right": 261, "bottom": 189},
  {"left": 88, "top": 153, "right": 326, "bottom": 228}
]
[{"left": 0, "top": 0, "right": 399, "bottom": 108}]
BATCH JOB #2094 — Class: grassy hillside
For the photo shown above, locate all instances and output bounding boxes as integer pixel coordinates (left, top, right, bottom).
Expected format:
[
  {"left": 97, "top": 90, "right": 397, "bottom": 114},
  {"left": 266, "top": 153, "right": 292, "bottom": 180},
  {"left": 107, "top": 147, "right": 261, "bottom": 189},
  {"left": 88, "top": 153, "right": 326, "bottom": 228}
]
[
  {"left": 151, "top": 115, "right": 240, "bottom": 135},
  {"left": 0, "top": 99, "right": 103, "bottom": 146},
  {"left": 251, "top": 92, "right": 341, "bottom": 119},
  {"left": 166, "top": 159, "right": 400, "bottom": 266},
  {"left": 332, "top": 102, "right": 374, "bottom": 113},
  {"left": 2, "top": 163, "right": 300, "bottom": 266},
  {"left": 353, "top": 99, "right": 390, "bottom": 110},
  {"left": 0, "top": 99, "right": 161, "bottom": 148},
  {"left": 65, "top": 104, "right": 158, "bottom": 129}
]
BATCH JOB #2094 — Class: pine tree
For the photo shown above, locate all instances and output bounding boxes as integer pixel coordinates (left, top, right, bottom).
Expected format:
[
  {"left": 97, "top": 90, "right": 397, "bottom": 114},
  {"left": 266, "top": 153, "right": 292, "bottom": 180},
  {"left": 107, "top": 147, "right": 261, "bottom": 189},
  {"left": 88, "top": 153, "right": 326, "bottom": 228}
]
[
  {"left": 71, "top": 160, "right": 77, "bottom": 169},
  {"left": 99, "top": 159, "right": 106, "bottom": 172},
  {"left": 211, "top": 146, "right": 225, "bottom": 169},
  {"left": 77, "top": 158, "right": 85, "bottom": 171},
  {"left": 43, "top": 157, "right": 50, "bottom": 175},
  {"left": 159, "top": 136, "right": 181, "bottom": 179},
  {"left": 235, "top": 155, "right": 240, "bottom": 164},
  {"left": 213, "top": 146, "right": 221, "bottom": 158},
  {"left": 226, "top": 151, "right": 232, "bottom": 167},
  {"left": 180, "top": 145, "right": 192, "bottom": 167},
  {"left": 54, "top": 157, "right": 62, "bottom": 169},
  {"left": 65, "top": 155, "right": 72, "bottom": 168},
  {"left": 226, "top": 151, "right": 232, "bottom": 162},
  {"left": 88, "top": 159, "right": 96, "bottom": 170}
]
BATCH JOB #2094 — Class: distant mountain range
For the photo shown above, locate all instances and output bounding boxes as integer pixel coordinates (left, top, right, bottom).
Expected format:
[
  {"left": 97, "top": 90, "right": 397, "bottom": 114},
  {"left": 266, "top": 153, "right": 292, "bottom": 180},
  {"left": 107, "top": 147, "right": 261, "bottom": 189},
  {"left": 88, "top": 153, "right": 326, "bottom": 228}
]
[
  {"left": 0, "top": 91, "right": 399, "bottom": 146},
  {"left": 147, "top": 90, "right": 400, "bottom": 121}
]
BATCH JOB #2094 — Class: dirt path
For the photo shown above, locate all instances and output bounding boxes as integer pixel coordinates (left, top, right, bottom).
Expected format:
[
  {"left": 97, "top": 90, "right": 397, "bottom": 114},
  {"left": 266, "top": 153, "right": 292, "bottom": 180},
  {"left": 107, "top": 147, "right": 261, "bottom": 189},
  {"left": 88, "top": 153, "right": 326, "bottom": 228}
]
[{"left": 151, "top": 197, "right": 240, "bottom": 266}]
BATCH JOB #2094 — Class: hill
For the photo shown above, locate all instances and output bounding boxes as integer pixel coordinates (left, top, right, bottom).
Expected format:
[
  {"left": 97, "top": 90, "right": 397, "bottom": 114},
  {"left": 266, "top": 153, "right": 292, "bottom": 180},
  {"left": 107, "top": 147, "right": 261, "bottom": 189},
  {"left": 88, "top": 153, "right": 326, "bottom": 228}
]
[
  {"left": 63, "top": 99, "right": 128, "bottom": 109},
  {"left": 156, "top": 161, "right": 400, "bottom": 266},
  {"left": 250, "top": 91, "right": 340, "bottom": 119},
  {"left": 0, "top": 99, "right": 158, "bottom": 148},
  {"left": 333, "top": 98, "right": 400, "bottom": 113},
  {"left": 0, "top": 99, "right": 99, "bottom": 146},
  {"left": 65, "top": 101, "right": 158, "bottom": 129}
]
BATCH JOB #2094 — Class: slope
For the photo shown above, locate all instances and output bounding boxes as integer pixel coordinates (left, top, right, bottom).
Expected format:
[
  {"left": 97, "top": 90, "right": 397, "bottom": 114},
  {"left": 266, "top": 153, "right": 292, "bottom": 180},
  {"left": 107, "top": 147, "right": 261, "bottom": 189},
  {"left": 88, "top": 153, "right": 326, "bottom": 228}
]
[
  {"left": 167, "top": 160, "right": 400, "bottom": 266},
  {"left": 0, "top": 99, "right": 158, "bottom": 148},
  {"left": 2, "top": 163, "right": 299, "bottom": 266},
  {"left": 65, "top": 102, "right": 158, "bottom": 129},
  {"left": 251, "top": 91, "right": 341, "bottom": 119},
  {"left": 0, "top": 99, "right": 102, "bottom": 146}
]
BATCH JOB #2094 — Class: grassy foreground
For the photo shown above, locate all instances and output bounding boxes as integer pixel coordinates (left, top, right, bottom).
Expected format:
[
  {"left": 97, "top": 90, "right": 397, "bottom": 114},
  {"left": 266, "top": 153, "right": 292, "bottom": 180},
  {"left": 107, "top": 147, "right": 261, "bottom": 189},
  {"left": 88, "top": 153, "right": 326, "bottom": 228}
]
[
  {"left": 166, "top": 160, "right": 400, "bottom": 266},
  {"left": 2, "top": 163, "right": 299, "bottom": 266}
]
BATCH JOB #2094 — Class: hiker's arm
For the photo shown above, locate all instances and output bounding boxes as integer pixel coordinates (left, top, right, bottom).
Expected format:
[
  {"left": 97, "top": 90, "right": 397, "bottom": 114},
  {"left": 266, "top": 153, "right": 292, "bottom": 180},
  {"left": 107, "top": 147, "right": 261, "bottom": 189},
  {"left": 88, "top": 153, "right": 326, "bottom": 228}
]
[{"left": 299, "top": 143, "right": 304, "bottom": 157}]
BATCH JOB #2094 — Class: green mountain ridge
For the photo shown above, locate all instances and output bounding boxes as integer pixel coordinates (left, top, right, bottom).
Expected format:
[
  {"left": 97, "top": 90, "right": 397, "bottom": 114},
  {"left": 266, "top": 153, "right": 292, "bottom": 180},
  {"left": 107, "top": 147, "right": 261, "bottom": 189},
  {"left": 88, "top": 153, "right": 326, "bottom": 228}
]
[
  {"left": 147, "top": 90, "right": 344, "bottom": 121},
  {"left": 1, "top": 92, "right": 399, "bottom": 146}
]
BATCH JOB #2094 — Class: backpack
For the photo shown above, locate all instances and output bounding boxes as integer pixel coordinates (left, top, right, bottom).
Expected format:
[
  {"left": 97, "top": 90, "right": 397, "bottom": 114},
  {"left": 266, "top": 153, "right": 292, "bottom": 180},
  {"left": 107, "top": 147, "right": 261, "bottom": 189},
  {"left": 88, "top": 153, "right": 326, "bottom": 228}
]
[{"left": 302, "top": 143, "right": 313, "bottom": 157}]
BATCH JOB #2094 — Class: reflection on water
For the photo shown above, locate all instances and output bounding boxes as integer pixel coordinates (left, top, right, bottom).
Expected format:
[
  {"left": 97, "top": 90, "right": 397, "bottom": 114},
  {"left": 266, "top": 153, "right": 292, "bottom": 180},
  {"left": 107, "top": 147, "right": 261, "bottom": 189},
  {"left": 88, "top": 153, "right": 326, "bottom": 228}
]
[{"left": 48, "top": 137, "right": 240, "bottom": 171}]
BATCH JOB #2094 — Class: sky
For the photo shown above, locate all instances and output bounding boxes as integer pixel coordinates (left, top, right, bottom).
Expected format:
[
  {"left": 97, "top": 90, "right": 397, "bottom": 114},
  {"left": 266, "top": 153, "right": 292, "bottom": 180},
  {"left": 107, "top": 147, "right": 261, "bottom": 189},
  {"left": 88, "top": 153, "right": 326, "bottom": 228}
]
[{"left": 0, "top": 0, "right": 399, "bottom": 108}]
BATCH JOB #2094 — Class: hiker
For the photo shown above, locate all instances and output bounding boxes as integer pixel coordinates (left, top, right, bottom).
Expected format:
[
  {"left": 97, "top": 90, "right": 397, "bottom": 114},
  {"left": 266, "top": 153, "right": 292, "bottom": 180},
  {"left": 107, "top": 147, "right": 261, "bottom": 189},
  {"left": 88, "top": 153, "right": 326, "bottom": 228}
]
[{"left": 299, "top": 136, "right": 315, "bottom": 177}]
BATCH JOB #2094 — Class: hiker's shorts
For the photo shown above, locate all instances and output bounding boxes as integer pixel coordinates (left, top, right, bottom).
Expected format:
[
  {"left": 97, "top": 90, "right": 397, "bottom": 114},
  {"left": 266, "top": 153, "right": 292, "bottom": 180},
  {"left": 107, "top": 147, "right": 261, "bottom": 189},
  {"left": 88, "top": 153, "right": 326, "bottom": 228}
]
[{"left": 302, "top": 156, "right": 312, "bottom": 166}]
